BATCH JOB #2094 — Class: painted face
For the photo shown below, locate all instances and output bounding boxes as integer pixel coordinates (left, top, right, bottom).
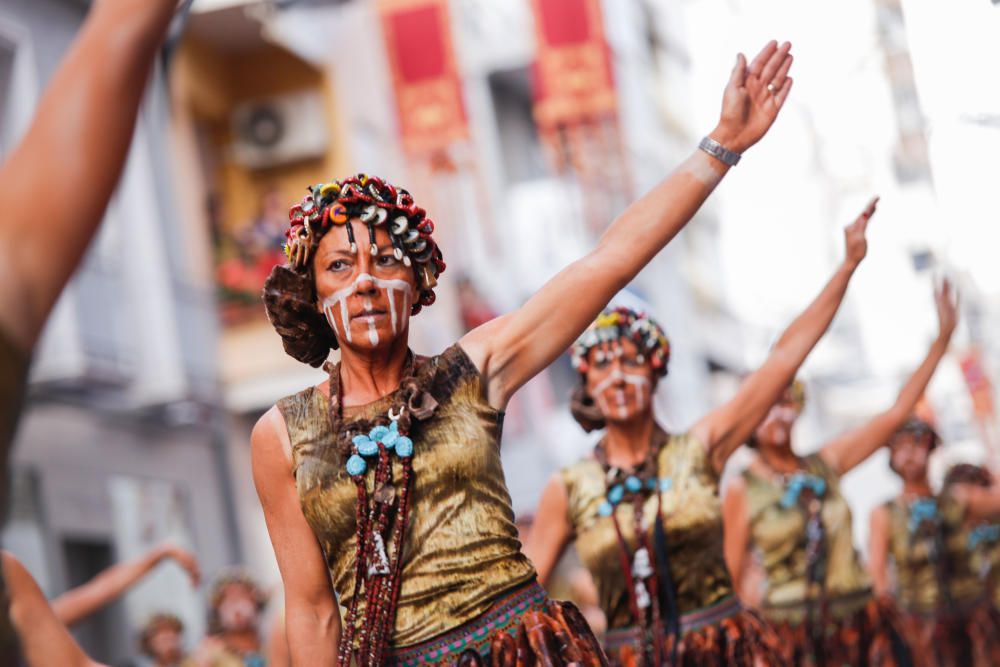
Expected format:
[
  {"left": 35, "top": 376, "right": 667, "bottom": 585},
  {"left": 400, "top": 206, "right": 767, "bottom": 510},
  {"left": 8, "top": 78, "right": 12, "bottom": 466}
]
[
  {"left": 584, "top": 337, "right": 654, "bottom": 423},
  {"left": 147, "top": 625, "right": 183, "bottom": 663},
  {"left": 216, "top": 584, "right": 259, "bottom": 633},
  {"left": 888, "top": 432, "right": 933, "bottom": 482},
  {"left": 753, "top": 389, "right": 802, "bottom": 453},
  {"left": 313, "top": 220, "right": 417, "bottom": 351}
]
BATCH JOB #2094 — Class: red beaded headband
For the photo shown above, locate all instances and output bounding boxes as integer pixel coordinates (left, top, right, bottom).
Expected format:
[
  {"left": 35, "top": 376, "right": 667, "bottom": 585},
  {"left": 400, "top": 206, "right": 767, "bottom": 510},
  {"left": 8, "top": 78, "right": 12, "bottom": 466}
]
[
  {"left": 571, "top": 306, "right": 671, "bottom": 376},
  {"left": 283, "top": 174, "right": 446, "bottom": 312}
]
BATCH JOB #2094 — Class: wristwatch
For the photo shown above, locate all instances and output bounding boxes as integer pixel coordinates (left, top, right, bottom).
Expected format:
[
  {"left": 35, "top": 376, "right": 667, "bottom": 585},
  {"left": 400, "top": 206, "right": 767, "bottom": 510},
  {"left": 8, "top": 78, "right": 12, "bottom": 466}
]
[{"left": 698, "top": 136, "right": 741, "bottom": 166}]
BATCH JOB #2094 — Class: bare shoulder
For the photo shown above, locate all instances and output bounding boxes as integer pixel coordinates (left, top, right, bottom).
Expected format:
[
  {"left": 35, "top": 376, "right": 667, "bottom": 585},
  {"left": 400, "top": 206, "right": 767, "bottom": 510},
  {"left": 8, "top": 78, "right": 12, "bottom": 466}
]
[
  {"left": 870, "top": 503, "right": 890, "bottom": 523},
  {"left": 541, "top": 471, "right": 570, "bottom": 500},
  {"left": 723, "top": 472, "right": 748, "bottom": 498},
  {"left": 251, "top": 405, "right": 292, "bottom": 470}
]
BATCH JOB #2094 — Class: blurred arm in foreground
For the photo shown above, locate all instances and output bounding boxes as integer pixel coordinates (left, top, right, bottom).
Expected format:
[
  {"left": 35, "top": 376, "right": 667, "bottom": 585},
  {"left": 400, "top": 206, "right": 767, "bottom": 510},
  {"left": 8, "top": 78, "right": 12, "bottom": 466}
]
[
  {"left": 2, "top": 551, "right": 107, "bottom": 667},
  {"left": 0, "top": 0, "right": 179, "bottom": 350}
]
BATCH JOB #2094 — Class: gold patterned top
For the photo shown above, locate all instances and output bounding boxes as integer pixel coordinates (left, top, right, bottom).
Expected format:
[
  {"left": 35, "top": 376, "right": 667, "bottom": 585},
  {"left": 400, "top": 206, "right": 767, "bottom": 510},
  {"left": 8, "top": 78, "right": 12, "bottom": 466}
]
[
  {"left": 278, "top": 344, "right": 536, "bottom": 648},
  {"left": 742, "top": 454, "right": 870, "bottom": 613},
  {"left": 886, "top": 497, "right": 981, "bottom": 612},
  {"left": 561, "top": 429, "right": 733, "bottom": 630}
]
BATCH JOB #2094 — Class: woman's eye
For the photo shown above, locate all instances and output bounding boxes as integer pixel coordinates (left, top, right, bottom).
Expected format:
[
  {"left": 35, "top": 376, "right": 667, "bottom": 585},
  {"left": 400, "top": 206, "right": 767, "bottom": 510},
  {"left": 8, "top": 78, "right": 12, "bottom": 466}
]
[
  {"left": 328, "top": 260, "right": 349, "bottom": 271},
  {"left": 377, "top": 255, "right": 399, "bottom": 267}
]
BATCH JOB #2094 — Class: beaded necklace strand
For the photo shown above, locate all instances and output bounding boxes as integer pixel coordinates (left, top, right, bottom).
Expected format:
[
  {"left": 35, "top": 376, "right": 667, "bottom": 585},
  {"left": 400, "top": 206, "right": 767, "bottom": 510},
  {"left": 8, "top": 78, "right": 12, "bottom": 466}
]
[
  {"left": 594, "top": 432, "right": 673, "bottom": 667},
  {"left": 328, "top": 354, "right": 420, "bottom": 667}
]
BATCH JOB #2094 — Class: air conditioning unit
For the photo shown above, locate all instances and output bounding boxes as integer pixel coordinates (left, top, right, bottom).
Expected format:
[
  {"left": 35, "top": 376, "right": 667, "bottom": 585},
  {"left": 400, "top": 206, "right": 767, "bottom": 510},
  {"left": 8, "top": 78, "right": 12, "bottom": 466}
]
[{"left": 229, "top": 89, "right": 329, "bottom": 169}]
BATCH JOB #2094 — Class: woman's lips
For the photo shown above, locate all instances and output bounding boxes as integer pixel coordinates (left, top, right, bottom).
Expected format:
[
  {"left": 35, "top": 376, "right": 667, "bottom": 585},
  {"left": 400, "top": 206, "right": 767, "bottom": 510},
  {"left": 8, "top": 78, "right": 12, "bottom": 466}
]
[{"left": 352, "top": 309, "right": 387, "bottom": 322}]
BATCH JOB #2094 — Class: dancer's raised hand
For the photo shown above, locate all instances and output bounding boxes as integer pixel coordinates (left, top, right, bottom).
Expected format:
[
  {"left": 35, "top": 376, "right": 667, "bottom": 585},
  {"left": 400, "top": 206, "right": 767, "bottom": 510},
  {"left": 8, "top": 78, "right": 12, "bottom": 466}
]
[
  {"left": 713, "top": 40, "right": 794, "bottom": 153},
  {"left": 844, "top": 196, "right": 879, "bottom": 268},
  {"left": 934, "top": 279, "right": 959, "bottom": 342}
]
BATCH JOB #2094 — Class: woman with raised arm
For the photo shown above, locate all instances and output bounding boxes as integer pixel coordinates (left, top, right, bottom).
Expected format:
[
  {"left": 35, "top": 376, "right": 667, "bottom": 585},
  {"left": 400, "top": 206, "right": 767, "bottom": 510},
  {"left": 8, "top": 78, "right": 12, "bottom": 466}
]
[
  {"left": 251, "top": 40, "right": 794, "bottom": 667},
  {"left": 525, "top": 199, "right": 875, "bottom": 666},
  {"left": 868, "top": 427, "right": 1000, "bottom": 666},
  {"left": 723, "top": 282, "right": 957, "bottom": 666}
]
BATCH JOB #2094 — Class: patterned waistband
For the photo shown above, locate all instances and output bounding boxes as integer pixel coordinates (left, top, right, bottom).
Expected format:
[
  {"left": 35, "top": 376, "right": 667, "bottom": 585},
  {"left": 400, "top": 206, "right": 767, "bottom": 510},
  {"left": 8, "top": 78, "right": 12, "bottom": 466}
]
[
  {"left": 761, "top": 587, "right": 873, "bottom": 624},
  {"left": 604, "top": 595, "right": 743, "bottom": 651},
  {"left": 387, "top": 580, "right": 548, "bottom": 666}
]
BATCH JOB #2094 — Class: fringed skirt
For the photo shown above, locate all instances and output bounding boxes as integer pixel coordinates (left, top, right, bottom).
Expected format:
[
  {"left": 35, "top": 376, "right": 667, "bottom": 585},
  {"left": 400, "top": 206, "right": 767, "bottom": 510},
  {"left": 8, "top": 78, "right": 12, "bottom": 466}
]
[
  {"left": 603, "top": 595, "right": 786, "bottom": 666},
  {"left": 762, "top": 589, "right": 910, "bottom": 666},
  {"left": 897, "top": 597, "right": 1000, "bottom": 667},
  {"left": 386, "top": 580, "right": 608, "bottom": 666}
]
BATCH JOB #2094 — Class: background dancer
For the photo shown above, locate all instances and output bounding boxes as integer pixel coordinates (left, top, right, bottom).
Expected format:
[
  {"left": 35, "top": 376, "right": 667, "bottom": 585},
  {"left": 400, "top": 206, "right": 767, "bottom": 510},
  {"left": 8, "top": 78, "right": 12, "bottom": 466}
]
[
  {"left": 526, "top": 198, "right": 872, "bottom": 665},
  {"left": 723, "top": 281, "right": 956, "bottom": 666},
  {"left": 869, "top": 423, "right": 1000, "bottom": 666}
]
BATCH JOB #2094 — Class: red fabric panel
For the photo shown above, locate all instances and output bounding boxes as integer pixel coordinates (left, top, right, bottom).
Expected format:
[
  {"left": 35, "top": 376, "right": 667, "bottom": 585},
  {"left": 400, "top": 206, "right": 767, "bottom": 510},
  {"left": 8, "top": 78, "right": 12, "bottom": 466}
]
[
  {"left": 537, "top": 0, "right": 591, "bottom": 46},
  {"left": 389, "top": 5, "right": 446, "bottom": 83}
]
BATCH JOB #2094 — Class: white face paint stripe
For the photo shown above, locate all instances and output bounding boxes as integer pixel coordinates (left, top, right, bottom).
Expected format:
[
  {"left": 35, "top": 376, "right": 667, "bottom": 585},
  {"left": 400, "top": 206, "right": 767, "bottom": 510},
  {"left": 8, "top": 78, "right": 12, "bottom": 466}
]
[
  {"left": 592, "top": 369, "right": 624, "bottom": 396},
  {"left": 320, "top": 272, "right": 414, "bottom": 345},
  {"left": 592, "top": 370, "right": 651, "bottom": 420},
  {"left": 624, "top": 374, "right": 650, "bottom": 410}
]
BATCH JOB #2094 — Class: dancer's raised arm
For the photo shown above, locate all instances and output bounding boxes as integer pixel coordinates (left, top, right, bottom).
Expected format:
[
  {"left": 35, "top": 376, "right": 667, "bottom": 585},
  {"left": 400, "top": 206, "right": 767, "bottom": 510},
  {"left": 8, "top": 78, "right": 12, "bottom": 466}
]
[
  {"left": 463, "top": 41, "right": 795, "bottom": 409},
  {"left": 0, "top": 0, "right": 178, "bottom": 350},
  {"left": 692, "top": 198, "right": 877, "bottom": 472},
  {"left": 51, "top": 542, "right": 200, "bottom": 627},
  {"left": 820, "top": 281, "right": 957, "bottom": 475}
]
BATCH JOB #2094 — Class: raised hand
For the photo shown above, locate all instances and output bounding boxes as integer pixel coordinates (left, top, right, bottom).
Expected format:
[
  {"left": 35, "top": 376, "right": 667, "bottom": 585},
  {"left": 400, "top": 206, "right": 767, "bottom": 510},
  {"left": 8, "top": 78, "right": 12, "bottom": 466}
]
[
  {"left": 159, "top": 543, "right": 202, "bottom": 587},
  {"left": 843, "top": 196, "right": 879, "bottom": 268},
  {"left": 934, "top": 279, "right": 959, "bottom": 342},
  {"left": 713, "top": 40, "right": 795, "bottom": 154}
]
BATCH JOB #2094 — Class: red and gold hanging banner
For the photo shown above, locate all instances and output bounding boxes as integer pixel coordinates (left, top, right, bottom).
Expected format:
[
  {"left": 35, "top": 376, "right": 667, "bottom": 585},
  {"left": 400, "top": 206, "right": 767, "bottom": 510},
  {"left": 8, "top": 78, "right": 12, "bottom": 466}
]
[
  {"left": 378, "top": 0, "right": 468, "bottom": 156},
  {"left": 530, "top": 0, "right": 617, "bottom": 129}
]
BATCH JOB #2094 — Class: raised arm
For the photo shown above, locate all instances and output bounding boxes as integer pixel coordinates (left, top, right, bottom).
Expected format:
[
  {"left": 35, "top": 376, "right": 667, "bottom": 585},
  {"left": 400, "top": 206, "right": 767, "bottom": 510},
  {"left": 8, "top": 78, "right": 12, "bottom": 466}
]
[
  {"left": 690, "top": 198, "right": 877, "bottom": 472},
  {"left": 462, "top": 41, "right": 795, "bottom": 408},
  {"left": 0, "top": 0, "right": 178, "bottom": 350},
  {"left": 51, "top": 542, "right": 200, "bottom": 627},
  {"left": 251, "top": 407, "right": 339, "bottom": 665},
  {"left": 3, "top": 552, "right": 106, "bottom": 667},
  {"left": 523, "top": 474, "right": 575, "bottom": 587},
  {"left": 868, "top": 505, "right": 892, "bottom": 598},
  {"left": 820, "top": 282, "right": 957, "bottom": 475}
]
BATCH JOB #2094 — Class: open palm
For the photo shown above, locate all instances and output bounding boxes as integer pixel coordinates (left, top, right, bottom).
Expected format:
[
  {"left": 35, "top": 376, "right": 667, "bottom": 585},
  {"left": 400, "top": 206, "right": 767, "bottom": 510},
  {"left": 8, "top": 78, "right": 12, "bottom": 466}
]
[{"left": 715, "top": 41, "right": 795, "bottom": 153}]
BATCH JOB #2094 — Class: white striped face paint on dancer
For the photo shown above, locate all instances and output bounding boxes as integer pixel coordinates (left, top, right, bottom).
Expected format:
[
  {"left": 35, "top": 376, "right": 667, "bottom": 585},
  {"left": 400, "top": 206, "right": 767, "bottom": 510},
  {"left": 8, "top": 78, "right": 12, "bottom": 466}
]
[
  {"left": 313, "top": 221, "right": 416, "bottom": 350},
  {"left": 321, "top": 272, "right": 413, "bottom": 348},
  {"left": 586, "top": 339, "right": 653, "bottom": 422}
]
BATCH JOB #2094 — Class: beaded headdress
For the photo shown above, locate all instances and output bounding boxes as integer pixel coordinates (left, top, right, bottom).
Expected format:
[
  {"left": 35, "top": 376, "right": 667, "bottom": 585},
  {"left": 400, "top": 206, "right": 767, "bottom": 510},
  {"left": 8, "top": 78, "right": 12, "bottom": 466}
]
[
  {"left": 890, "top": 417, "right": 940, "bottom": 450},
  {"left": 282, "top": 174, "right": 446, "bottom": 314},
  {"left": 570, "top": 306, "right": 670, "bottom": 376}
]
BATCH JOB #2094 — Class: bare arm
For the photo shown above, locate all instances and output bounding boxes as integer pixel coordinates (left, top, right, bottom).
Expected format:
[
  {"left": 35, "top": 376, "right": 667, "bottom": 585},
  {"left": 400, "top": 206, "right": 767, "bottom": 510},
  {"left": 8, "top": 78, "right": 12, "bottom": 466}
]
[
  {"left": 0, "top": 0, "right": 179, "bottom": 350},
  {"left": 51, "top": 543, "right": 200, "bottom": 627},
  {"left": 462, "top": 41, "right": 796, "bottom": 409},
  {"left": 523, "top": 474, "right": 574, "bottom": 587},
  {"left": 820, "top": 282, "right": 957, "bottom": 475},
  {"left": 868, "top": 505, "right": 892, "bottom": 597},
  {"left": 722, "top": 476, "right": 752, "bottom": 599},
  {"left": 3, "top": 552, "right": 106, "bottom": 667},
  {"left": 690, "top": 199, "right": 877, "bottom": 472},
  {"left": 252, "top": 407, "right": 339, "bottom": 666}
]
